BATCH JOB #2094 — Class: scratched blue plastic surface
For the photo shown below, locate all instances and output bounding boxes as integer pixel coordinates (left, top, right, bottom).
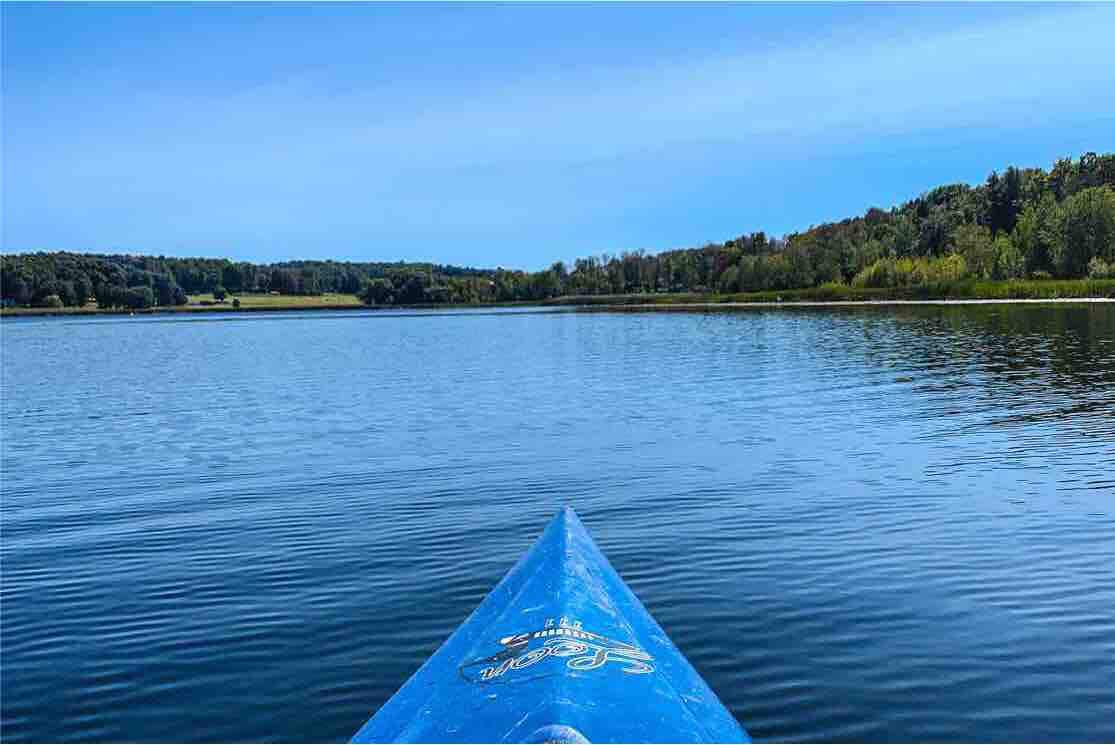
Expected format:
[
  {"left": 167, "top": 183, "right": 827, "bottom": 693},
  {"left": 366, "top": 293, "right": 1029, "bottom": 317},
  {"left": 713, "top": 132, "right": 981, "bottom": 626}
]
[{"left": 352, "top": 508, "right": 749, "bottom": 743}]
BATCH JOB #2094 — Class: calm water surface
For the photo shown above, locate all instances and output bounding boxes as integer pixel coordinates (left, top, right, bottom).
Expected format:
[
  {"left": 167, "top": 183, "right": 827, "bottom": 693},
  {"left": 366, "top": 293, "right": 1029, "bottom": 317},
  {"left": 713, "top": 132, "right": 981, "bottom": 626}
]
[{"left": 2, "top": 305, "right": 1113, "bottom": 742}]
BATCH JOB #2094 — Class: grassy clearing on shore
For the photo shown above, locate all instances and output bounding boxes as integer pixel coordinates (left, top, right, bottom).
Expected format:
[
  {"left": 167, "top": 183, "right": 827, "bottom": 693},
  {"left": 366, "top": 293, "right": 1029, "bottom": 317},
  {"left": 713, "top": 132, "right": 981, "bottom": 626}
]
[
  {"left": 0, "top": 302, "right": 102, "bottom": 316},
  {"left": 188, "top": 292, "right": 364, "bottom": 308},
  {"left": 0, "top": 293, "right": 365, "bottom": 316}
]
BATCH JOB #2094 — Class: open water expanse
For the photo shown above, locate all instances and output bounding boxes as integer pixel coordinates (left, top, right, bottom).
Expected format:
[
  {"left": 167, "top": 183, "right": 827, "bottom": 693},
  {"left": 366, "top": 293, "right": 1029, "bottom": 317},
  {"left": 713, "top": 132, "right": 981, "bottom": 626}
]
[{"left": 2, "top": 304, "right": 1113, "bottom": 742}]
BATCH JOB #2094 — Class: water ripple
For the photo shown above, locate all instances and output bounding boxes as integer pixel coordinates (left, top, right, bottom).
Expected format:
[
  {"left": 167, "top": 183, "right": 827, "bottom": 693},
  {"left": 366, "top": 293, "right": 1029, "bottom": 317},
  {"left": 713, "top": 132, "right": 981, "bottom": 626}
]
[{"left": 2, "top": 305, "right": 1114, "bottom": 742}]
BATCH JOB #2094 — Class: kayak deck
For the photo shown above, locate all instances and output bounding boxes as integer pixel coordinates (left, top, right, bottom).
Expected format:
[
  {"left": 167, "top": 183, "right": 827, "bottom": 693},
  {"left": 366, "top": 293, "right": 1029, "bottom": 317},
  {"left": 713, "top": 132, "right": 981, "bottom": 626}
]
[{"left": 351, "top": 507, "right": 749, "bottom": 743}]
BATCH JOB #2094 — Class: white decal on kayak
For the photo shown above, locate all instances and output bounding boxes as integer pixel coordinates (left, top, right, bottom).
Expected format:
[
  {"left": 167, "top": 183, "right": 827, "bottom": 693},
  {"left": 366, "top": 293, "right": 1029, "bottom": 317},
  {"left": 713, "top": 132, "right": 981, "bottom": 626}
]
[{"left": 459, "top": 619, "right": 654, "bottom": 683}]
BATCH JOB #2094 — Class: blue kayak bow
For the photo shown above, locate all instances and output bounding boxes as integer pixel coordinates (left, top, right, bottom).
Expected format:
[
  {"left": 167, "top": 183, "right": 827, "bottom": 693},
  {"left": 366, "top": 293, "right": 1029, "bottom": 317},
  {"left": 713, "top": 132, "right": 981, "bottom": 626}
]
[{"left": 352, "top": 507, "right": 749, "bottom": 743}]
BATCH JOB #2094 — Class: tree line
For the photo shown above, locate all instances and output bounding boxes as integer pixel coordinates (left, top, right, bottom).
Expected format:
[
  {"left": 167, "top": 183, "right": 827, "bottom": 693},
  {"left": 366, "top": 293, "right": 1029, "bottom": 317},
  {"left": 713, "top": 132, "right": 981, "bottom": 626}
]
[
  {"left": 358, "top": 152, "right": 1113, "bottom": 305},
  {"left": 513, "top": 151, "right": 1115, "bottom": 303},
  {"left": 2, "top": 152, "right": 1113, "bottom": 310},
  {"left": 0, "top": 253, "right": 495, "bottom": 309}
]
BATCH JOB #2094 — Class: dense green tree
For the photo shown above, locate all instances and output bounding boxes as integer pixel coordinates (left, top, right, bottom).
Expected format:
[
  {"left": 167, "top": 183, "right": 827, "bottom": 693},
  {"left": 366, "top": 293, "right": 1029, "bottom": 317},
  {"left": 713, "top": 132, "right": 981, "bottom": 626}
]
[
  {"left": 785, "top": 242, "right": 815, "bottom": 288},
  {"left": 890, "top": 214, "right": 919, "bottom": 258},
  {"left": 10, "top": 277, "right": 32, "bottom": 305},
  {"left": 993, "top": 235, "right": 1024, "bottom": 280},
  {"left": 1012, "top": 193, "right": 1063, "bottom": 275},
  {"left": 153, "top": 274, "right": 180, "bottom": 306},
  {"left": 299, "top": 268, "right": 321, "bottom": 295},
  {"left": 74, "top": 277, "right": 93, "bottom": 306},
  {"left": 1055, "top": 186, "right": 1115, "bottom": 276},
  {"left": 125, "top": 286, "right": 154, "bottom": 309},
  {"left": 57, "top": 281, "right": 78, "bottom": 307},
  {"left": 987, "top": 167, "right": 1023, "bottom": 235},
  {"left": 717, "top": 265, "right": 739, "bottom": 292},
  {"left": 127, "top": 269, "right": 153, "bottom": 288},
  {"left": 918, "top": 209, "right": 954, "bottom": 256},
  {"left": 95, "top": 283, "right": 123, "bottom": 309},
  {"left": 952, "top": 224, "right": 996, "bottom": 279},
  {"left": 361, "top": 278, "right": 394, "bottom": 305},
  {"left": 222, "top": 263, "right": 246, "bottom": 293},
  {"left": 1049, "top": 157, "right": 1075, "bottom": 201},
  {"left": 393, "top": 272, "right": 431, "bottom": 304}
]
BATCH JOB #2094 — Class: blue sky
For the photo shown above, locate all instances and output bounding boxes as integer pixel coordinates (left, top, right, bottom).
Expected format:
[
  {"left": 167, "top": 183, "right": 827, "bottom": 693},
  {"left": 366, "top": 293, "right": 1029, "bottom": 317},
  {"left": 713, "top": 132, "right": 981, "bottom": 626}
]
[{"left": 3, "top": 2, "right": 1114, "bottom": 269}]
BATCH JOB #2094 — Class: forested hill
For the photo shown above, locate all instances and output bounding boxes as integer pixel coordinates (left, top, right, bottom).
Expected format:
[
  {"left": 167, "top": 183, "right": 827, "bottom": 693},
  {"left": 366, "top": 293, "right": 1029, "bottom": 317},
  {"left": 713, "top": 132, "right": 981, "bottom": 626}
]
[
  {"left": 0, "top": 256, "right": 496, "bottom": 309},
  {"left": 2, "top": 151, "right": 1114, "bottom": 310}
]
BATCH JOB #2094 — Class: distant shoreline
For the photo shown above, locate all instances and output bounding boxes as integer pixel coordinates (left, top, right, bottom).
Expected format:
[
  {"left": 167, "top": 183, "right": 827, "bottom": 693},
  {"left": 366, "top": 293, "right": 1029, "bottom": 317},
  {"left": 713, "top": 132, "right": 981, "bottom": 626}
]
[{"left": 3, "top": 295, "right": 1114, "bottom": 318}]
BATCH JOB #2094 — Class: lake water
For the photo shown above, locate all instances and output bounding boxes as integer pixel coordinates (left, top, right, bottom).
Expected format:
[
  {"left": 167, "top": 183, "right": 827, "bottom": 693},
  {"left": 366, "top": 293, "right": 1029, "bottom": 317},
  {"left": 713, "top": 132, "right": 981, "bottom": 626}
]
[{"left": 2, "top": 305, "right": 1113, "bottom": 743}]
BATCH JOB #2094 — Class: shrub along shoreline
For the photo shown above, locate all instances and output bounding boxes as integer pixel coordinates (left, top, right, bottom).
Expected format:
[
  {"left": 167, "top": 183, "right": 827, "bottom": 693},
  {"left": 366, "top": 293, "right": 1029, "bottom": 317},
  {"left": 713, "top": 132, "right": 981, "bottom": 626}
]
[{"left": 546, "top": 278, "right": 1115, "bottom": 305}]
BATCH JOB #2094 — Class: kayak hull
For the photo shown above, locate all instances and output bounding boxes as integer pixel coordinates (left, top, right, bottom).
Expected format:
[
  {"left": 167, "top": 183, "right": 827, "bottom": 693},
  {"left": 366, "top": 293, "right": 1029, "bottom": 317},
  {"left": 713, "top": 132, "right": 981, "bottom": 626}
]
[{"left": 352, "top": 508, "right": 749, "bottom": 743}]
